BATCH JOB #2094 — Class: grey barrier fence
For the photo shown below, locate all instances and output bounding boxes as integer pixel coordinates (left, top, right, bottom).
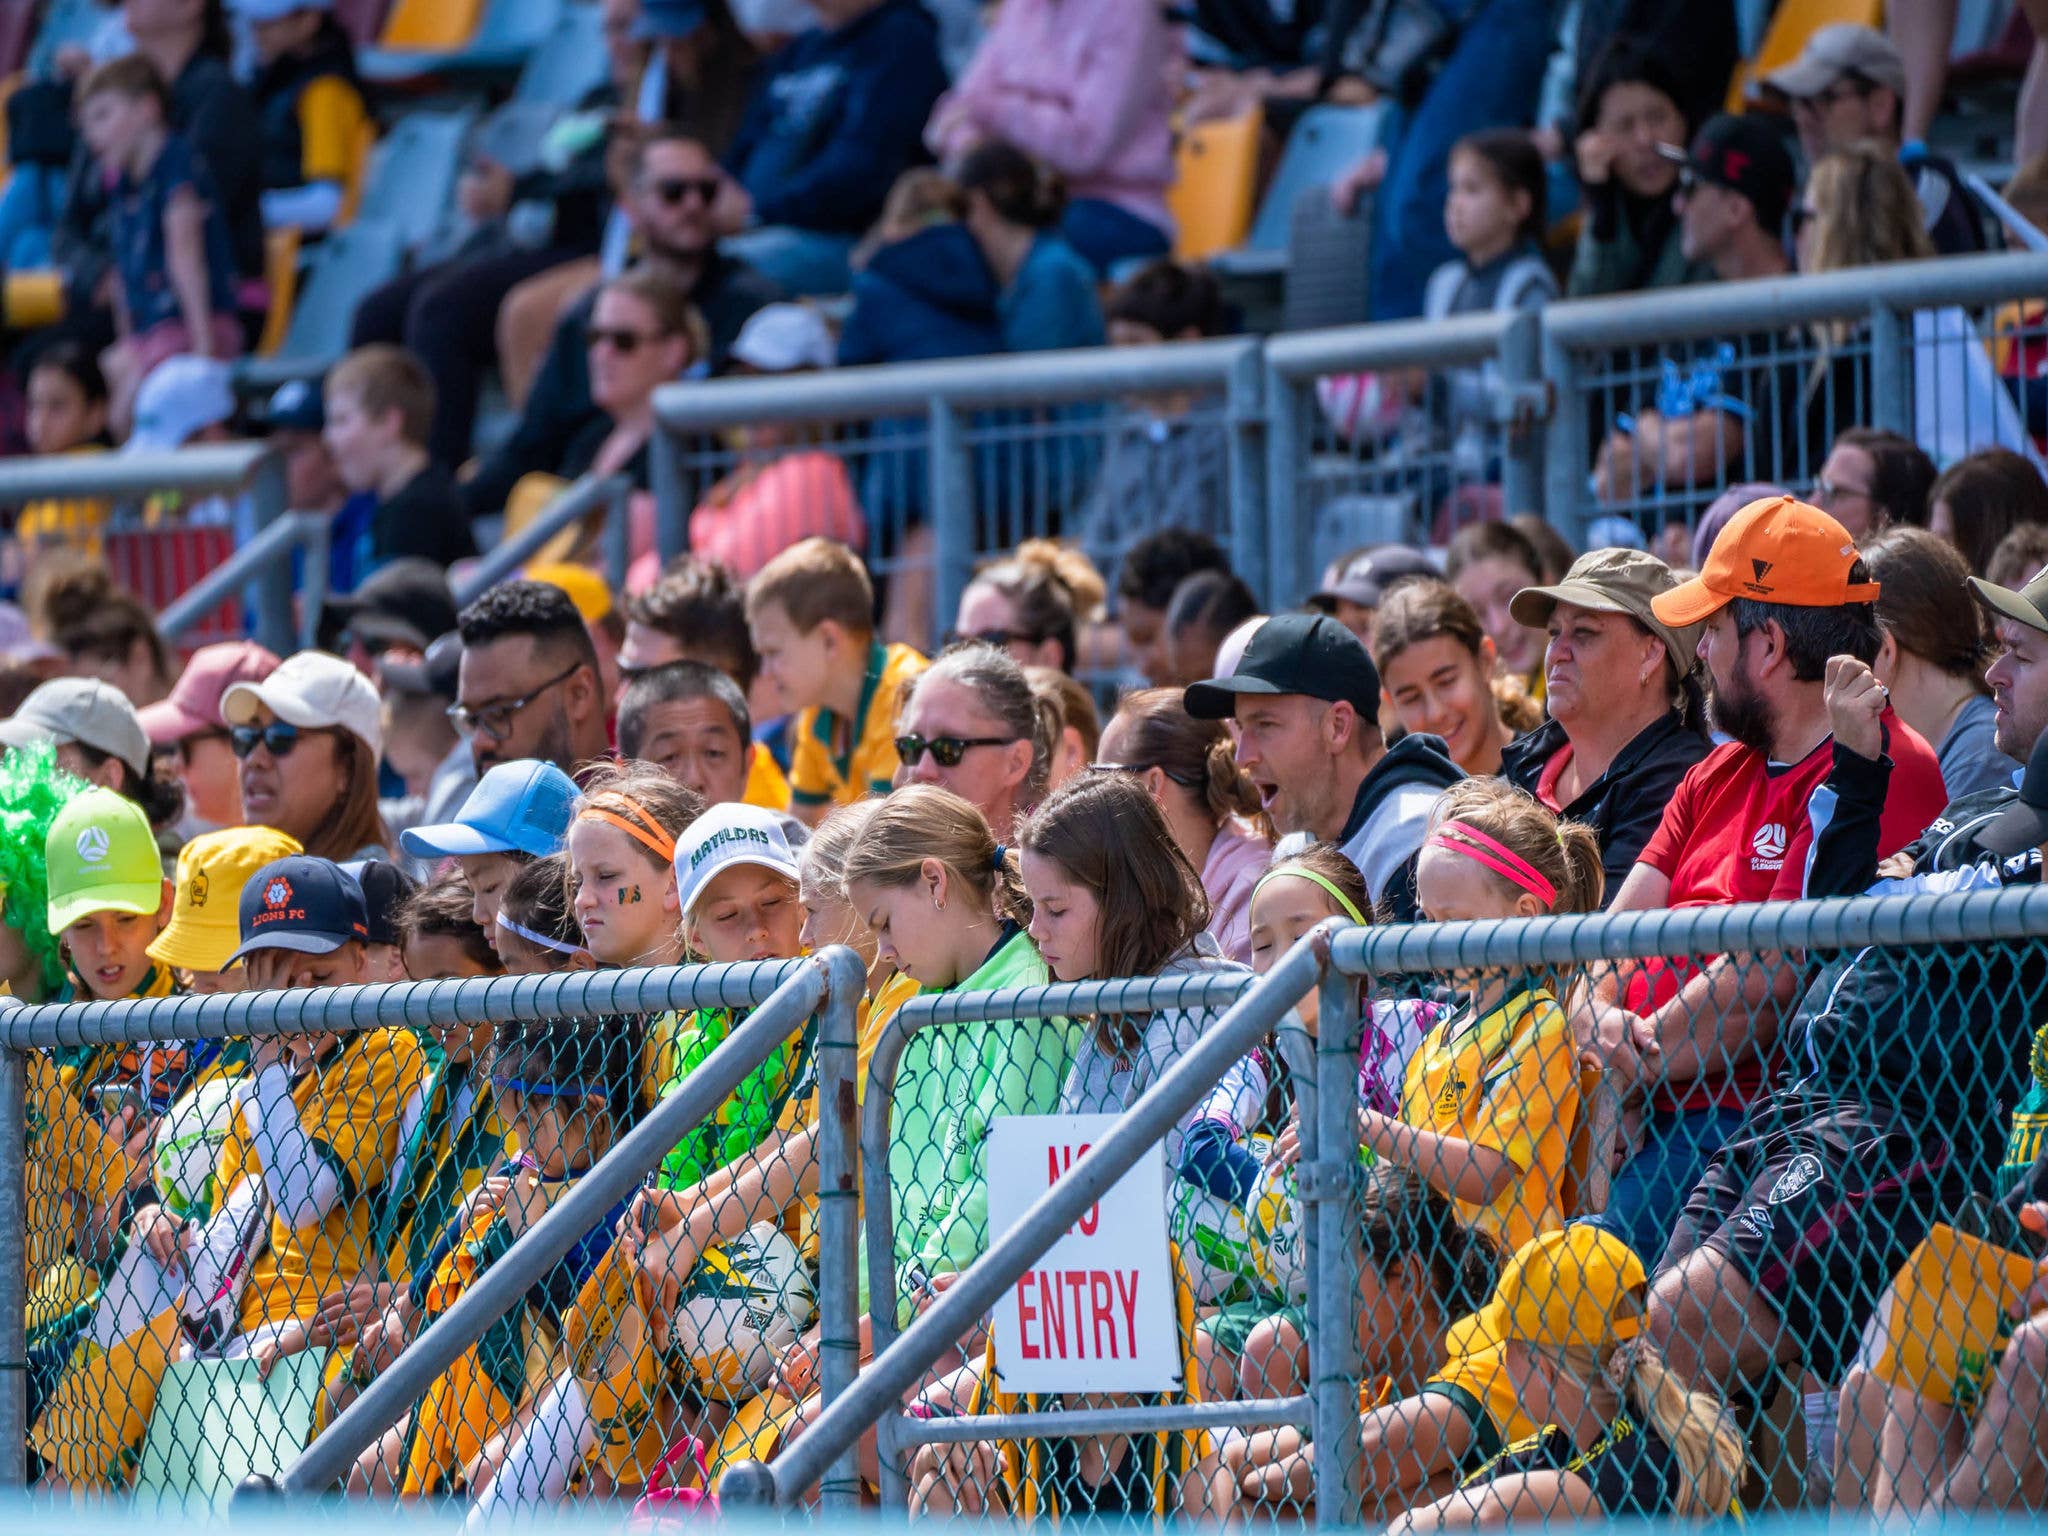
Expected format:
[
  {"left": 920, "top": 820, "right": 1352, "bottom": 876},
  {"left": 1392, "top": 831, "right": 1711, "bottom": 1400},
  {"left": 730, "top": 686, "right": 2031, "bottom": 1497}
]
[
  {"left": 0, "top": 952, "right": 849, "bottom": 1503},
  {"left": 724, "top": 885, "right": 2048, "bottom": 1527},
  {"left": 453, "top": 474, "right": 633, "bottom": 607},
  {"left": 0, "top": 444, "right": 297, "bottom": 654}
]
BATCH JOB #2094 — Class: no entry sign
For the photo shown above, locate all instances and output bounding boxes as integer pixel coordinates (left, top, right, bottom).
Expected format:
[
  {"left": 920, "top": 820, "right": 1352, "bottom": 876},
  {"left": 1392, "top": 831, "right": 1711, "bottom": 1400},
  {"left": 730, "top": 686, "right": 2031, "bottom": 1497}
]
[{"left": 986, "top": 1114, "right": 1180, "bottom": 1394}]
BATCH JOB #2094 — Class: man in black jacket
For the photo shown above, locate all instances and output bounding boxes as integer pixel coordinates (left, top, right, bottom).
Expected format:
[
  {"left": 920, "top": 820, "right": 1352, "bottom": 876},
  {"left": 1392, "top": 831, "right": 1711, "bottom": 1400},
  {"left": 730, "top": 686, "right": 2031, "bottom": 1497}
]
[{"left": 457, "top": 130, "right": 779, "bottom": 523}]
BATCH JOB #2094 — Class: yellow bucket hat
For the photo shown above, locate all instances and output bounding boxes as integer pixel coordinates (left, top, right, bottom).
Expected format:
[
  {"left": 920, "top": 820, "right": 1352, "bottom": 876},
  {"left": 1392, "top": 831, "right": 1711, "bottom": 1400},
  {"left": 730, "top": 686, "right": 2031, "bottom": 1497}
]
[{"left": 148, "top": 826, "right": 303, "bottom": 972}]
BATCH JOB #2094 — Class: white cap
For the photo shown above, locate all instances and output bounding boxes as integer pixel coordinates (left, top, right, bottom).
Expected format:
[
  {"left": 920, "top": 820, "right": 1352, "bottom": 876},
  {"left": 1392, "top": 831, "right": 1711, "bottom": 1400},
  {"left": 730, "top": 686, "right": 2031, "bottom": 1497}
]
[
  {"left": 1213, "top": 616, "right": 1268, "bottom": 680},
  {"left": 729, "top": 303, "right": 835, "bottom": 373},
  {"left": 0, "top": 677, "right": 150, "bottom": 779},
  {"left": 123, "top": 355, "right": 235, "bottom": 454},
  {"left": 220, "top": 649, "right": 383, "bottom": 755},
  {"left": 672, "top": 802, "right": 802, "bottom": 916}
]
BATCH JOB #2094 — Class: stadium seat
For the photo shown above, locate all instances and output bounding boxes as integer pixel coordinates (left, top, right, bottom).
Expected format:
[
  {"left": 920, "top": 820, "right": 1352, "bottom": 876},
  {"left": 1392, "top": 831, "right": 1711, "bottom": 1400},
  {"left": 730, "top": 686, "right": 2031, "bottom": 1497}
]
[
  {"left": 352, "top": 109, "right": 474, "bottom": 255},
  {"left": 509, "top": 0, "right": 609, "bottom": 105},
  {"left": 237, "top": 218, "right": 404, "bottom": 388},
  {"left": 470, "top": 98, "right": 560, "bottom": 179},
  {"left": 1212, "top": 102, "right": 1389, "bottom": 280},
  {"left": 1727, "top": 0, "right": 1885, "bottom": 111},
  {"left": 359, "top": 0, "right": 565, "bottom": 82},
  {"left": 25, "top": 0, "right": 97, "bottom": 79},
  {"left": 1165, "top": 109, "right": 1262, "bottom": 262}
]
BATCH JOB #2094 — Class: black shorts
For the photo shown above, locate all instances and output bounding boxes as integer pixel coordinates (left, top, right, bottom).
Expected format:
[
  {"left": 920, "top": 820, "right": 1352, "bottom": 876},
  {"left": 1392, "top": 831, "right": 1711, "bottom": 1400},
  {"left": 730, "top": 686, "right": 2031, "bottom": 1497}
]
[{"left": 1656, "top": 1092, "right": 1967, "bottom": 1381}]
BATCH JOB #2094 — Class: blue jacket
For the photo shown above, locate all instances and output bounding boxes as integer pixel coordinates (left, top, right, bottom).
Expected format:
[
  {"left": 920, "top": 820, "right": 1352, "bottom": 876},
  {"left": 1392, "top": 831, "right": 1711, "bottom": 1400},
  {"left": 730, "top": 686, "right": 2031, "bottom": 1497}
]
[
  {"left": 998, "top": 233, "right": 1107, "bottom": 354},
  {"left": 838, "top": 223, "right": 1003, "bottom": 366},
  {"left": 726, "top": 0, "right": 947, "bottom": 235}
]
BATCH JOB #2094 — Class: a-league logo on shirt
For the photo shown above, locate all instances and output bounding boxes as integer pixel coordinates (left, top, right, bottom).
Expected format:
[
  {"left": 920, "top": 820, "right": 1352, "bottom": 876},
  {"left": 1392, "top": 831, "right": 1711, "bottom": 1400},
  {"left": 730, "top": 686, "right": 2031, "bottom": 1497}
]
[{"left": 1750, "top": 821, "right": 1788, "bottom": 870}]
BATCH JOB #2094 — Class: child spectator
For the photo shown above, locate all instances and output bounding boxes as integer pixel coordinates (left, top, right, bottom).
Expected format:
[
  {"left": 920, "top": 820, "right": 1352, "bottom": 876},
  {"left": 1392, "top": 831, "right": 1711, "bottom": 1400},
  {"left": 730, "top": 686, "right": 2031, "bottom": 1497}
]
[
  {"left": 77, "top": 55, "right": 242, "bottom": 424},
  {"left": 1076, "top": 263, "right": 1231, "bottom": 563},
  {"left": 1373, "top": 581, "right": 1542, "bottom": 778},
  {"left": 746, "top": 537, "right": 928, "bottom": 823},
  {"left": 323, "top": 345, "right": 477, "bottom": 573},
  {"left": 1162, "top": 569, "right": 1260, "bottom": 691},
  {"left": 147, "top": 825, "right": 303, "bottom": 993},
  {"left": 0, "top": 679, "right": 177, "bottom": 839},
  {"left": 399, "top": 757, "right": 581, "bottom": 942},
  {"left": 396, "top": 870, "right": 499, "bottom": 982},
  {"left": 1097, "top": 688, "right": 1269, "bottom": 964},
  {"left": 1024, "top": 665, "right": 1096, "bottom": 793},
  {"left": 239, "top": 0, "right": 369, "bottom": 234},
  {"left": 1112, "top": 528, "right": 1231, "bottom": 687},
  {"left": 492, "top": 852, "right": 594, "bottom": 976},
  {"left": 1390, "top": 779, "right": 1597, "bottom": 1250},
  {"left": 687, "top": 305, "right": 866, "bottom": 579},
  {"left": 16, "top": 344, "right": 114, "bottom": 560}
]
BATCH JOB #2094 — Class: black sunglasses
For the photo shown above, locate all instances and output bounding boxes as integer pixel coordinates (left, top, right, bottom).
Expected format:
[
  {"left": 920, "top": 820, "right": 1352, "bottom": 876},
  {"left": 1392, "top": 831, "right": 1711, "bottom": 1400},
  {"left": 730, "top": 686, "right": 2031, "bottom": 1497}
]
[
  {"left": 650, "top": 175, "right": 720, "bottom": 206},
  {"left": 894, "top": 733, "right": 1016, "bottom": 769},
  {"left": 943, "top": 626, "right": 1049, "bottom": 650},
  {"left": 230, "top": 721, "right": 305, "bottom": 759},
  {"left": 587, "top": 326, "right": 662, "bottom": 356}
]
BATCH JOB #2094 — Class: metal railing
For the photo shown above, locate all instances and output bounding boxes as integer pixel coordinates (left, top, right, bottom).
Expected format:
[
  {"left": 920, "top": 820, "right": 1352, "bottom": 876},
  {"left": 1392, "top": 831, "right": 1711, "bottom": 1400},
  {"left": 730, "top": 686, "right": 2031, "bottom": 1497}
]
[
  {"left": 723, "top": 885, "right": 2048, "bottom": 1525},
  {"left": 0, "top": 444, "right": 296, "bottom": 653},
  {"left": 453, "top": 474, "right": 632, "bottom": 606},
  {"left": 0, "top": 954, "right": 829, "bottom": 1497}
]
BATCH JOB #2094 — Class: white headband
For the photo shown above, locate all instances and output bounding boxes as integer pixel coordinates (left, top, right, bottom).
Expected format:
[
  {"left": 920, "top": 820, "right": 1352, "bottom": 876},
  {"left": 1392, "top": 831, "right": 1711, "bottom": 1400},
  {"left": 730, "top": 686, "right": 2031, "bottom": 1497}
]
[{"left": 496, "top": 911, "right": 585, "bottom": 957}]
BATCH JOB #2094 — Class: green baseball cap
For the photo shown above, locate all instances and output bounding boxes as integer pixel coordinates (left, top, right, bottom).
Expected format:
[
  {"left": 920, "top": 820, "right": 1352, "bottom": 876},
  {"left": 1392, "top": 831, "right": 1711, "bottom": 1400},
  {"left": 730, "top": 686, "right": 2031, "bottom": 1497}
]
[{"left": 46, "top": 787, "right": 164, "bottom": 934}]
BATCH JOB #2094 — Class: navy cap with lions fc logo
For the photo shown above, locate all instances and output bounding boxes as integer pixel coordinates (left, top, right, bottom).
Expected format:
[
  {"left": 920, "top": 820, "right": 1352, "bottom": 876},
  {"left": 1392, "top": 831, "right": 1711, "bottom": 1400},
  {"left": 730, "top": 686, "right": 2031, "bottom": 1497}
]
[{"left": 226, "top": 855, "right": 371, "bottom": 965}]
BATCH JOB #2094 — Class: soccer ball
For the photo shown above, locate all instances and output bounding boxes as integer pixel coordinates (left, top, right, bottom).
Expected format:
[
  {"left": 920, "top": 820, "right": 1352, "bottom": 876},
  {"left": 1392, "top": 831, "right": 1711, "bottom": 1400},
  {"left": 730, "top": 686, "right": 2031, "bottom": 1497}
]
[
  {"left": 1249, "top": 1160, "right": 1309, "bottom": 1302},
  {"left": 667, "top": 1221, "right": 816, "bottom": 1400},
  {"left": 153, "top": 1076, "right": 238, "bottom": 1221},
  {"left": 1169, "top": 1180, "right": 1262, "bottom": 1306}
]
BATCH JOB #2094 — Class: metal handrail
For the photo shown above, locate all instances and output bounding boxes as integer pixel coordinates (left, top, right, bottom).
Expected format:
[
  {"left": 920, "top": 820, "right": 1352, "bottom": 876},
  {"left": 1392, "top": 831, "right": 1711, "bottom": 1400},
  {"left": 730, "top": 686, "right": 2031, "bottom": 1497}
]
[
  {"left": 157, "top": 509, "right": 330, "bottom": 650},
  {"left": 0, "top": 443, "right": 279, "bottom": 503},
  {"left": 455, "top": 473, "right": 633, "bottom": 604},
  {"left": 724, "top": 926, "right": 1337, "bottom": 1510}
]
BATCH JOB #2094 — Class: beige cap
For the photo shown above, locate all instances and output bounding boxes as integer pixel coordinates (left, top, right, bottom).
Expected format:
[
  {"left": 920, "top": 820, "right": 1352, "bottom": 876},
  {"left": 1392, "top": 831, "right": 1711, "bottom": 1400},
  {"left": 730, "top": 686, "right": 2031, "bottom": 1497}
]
[
  {"left": 1760, "top": 22, "right": 1906, "bottom": 101},
  {"left": 220, "top": 649, "right": 383, "bottom": 755},
  {"left": 1509, "top": 547, "right": 1703, "bottom": 677},
  {"left": 0, "top": 677, "right": 150, "bottom": 780}
]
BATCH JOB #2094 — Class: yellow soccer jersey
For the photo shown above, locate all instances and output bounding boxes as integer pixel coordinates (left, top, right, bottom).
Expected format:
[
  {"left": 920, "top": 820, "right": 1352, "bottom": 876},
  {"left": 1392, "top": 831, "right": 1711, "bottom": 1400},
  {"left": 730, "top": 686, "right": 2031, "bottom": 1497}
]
[
  {"left": 218, "top": 1027, "right": 429, "bottom": 1329},
  {"left": 25, "top": 1052, "right": 134, "bottom": 1302},
  {"left": 788, "top": 642, "right": 927, "bottom": 809},
  {"left": 1423, "top": 1338, "right": 1544, "bottom": 1460},
  {"left": 1400, "top": 985, "right": 1581, "bottom": 1252},
  {"left": 744, "top": 742, "right": 793, "bottom": 812}
]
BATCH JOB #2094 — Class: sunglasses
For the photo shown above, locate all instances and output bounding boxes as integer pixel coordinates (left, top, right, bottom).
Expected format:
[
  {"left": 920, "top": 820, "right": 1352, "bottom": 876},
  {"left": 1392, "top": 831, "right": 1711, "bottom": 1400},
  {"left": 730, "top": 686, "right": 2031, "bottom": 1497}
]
[
  {"left": 587, "top": 326, "right": 664, "bottom": 356},
  {"left": 230, "top": 721, "right": 306, "bottom": 759},
  {"left": 649, "top": 176, "right": 720, "bottom": 207},
  {"left": 894, "top": 733, "right": 1016, "bottom": 769}
]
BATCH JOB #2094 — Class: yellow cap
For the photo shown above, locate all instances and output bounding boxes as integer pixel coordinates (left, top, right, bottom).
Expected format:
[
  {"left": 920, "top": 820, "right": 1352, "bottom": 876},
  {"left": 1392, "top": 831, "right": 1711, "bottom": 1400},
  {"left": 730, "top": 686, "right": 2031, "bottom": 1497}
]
[
  {"left": 1457, "top": 1225, "right": 1646, "bottom": 1355},
  {"left": 525, "top": 561, "right": 613, "bottom": 624},
  {"left": 148, "top": 825, "right": 303, "bottom": 972}
]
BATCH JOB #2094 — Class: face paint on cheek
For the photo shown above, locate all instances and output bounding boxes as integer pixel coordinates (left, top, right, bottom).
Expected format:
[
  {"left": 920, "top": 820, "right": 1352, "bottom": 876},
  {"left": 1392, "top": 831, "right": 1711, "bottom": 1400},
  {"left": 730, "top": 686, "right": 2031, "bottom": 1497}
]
[{"left": 616, "top": 885, "right": 643, "bottom": 905}]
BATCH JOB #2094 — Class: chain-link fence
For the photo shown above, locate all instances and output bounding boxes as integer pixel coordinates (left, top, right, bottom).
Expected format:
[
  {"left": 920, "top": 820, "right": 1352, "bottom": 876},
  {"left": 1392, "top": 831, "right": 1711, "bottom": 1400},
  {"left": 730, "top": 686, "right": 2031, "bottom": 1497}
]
[{"left": 0, "top": 952, "right": 862, "bottom": 1514}]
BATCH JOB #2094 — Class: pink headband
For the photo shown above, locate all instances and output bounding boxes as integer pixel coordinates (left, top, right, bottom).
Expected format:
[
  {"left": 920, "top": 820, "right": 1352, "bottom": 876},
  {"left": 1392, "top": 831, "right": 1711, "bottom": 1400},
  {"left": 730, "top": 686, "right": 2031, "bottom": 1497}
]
[{"left": 1430, "top": 821, "right": 1556, "bottom": 908}]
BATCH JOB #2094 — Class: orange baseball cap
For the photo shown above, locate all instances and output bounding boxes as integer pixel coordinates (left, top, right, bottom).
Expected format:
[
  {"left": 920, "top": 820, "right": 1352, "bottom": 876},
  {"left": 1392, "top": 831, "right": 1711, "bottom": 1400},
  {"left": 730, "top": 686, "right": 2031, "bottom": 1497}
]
[{"left": 1650, "top": 494, "right": 1880, "bottom": 628}]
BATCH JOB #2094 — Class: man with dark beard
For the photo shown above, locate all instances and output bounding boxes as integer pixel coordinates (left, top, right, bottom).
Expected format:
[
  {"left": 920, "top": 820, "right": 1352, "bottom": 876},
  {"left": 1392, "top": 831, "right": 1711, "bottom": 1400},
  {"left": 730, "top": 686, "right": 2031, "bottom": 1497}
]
[
  {"left": 1566, "top": 495, "right": 1948, "bottom": 1268},
  {"left": 452, "top": 582, "right": 612, "bottom": 779}
]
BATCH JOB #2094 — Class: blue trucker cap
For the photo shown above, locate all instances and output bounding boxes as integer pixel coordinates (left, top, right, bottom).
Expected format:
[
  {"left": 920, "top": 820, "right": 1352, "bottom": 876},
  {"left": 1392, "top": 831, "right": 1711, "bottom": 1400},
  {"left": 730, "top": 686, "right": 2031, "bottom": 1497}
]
[{"left": 398, "top": 758, "right": 579, "bottom": 861}]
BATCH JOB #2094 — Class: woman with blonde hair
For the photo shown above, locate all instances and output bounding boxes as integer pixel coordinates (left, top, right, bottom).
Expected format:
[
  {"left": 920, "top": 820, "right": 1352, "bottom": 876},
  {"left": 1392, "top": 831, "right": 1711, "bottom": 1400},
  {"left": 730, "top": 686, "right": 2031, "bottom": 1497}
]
[
  {"left": 1393, "top": 1226, "right": 1746, "bottom": 1528},
  {"left": 951, "top": 538, "right": 1106, "bottom": 674}
]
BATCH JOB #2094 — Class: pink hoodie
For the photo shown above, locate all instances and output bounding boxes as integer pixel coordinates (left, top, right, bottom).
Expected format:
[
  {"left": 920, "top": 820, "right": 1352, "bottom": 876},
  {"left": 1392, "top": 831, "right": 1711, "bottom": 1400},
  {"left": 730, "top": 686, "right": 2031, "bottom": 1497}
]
[
  {"left": 1202, "top": 816, "right": 1272, "bottom": 965},
  {"left": 927, "top": 0, "right": 1179, "bottom": 237}
]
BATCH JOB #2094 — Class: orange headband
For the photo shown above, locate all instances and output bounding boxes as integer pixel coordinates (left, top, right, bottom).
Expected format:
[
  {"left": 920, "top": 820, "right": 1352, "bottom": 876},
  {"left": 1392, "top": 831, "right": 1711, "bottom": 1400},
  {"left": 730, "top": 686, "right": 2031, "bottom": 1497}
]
[{"left": 577, "top": 793, "right": 677, "bottom": 863}]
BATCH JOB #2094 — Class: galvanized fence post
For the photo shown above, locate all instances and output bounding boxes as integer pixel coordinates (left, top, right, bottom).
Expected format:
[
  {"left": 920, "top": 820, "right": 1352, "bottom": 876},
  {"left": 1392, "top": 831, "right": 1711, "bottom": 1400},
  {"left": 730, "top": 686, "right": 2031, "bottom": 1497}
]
[
  {"left": 651, "top": 421, "right": 688, "bottom": 566},
  {"left": 1497, "top": 307, "right": 1547, "bottom": 520},
  {"left": 813, "top": 946, "right": 870, "bottom": 1512},
  {"left": 1223, "top": 337, "right": 1272, "bottom": 606},
  {"left": 0, "top": 1000, "right": 23, "bottom": 1490},
  {"left": 246, "top": 451, "right": 295, "bottom": 657},
  {"left": 1263, "top": 356, "right": 1305, "bottom": 611},
  {"left": 602, "top": 475, "right": 633, "bottom": 597},
  {"left": 1308, "top": 951, "right": 1363, "bottom": 1526},
  {"left": 927, "top": 399, "right": 976, "bottom": 654},
  {"left": 1541, "top": 325, "right": 1589, "bottom": 546},
  {"left": 1867, "top": 300, "right": 1911, "bottom": 441}
]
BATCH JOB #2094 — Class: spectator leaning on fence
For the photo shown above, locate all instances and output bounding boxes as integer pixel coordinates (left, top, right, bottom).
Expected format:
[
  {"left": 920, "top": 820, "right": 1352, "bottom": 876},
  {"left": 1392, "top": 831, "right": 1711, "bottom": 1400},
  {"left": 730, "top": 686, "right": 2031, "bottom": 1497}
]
[
  {"left": 1499, "top": 549, "right": 1711, "bottom": 907},
  {"left": 1581, "top": 495, "right": 1948, "bottom": 1270},
  {"left": 1863, "top": 526, "right": 2021, "bottom": 799},
  {"left": 1186, "top": 613, "right": 1464, "bottom": 922},
  {"left": 398, "top": 756, "right": 581, "bottom": 946},
  {"left": 1761, "top": 22, "right": 1986, "bottom": 257}
]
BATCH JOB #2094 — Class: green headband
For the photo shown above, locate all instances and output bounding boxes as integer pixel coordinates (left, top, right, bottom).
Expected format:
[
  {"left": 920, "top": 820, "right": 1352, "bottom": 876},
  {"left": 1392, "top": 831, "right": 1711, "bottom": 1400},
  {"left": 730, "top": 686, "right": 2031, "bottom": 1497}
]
[{"left": 1252, "top": 864, "right": 1368, "bottom": 927}]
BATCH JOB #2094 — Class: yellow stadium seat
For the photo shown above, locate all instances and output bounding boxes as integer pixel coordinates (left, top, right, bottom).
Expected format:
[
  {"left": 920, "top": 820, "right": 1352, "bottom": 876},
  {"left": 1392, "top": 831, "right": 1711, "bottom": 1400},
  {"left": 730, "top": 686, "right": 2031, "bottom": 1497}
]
[
  {"left": 4, "top": 268, "right": 63, "bottom": 329},
  {"left": 503, "top": 471, "right": 587, "bottom": 566},
  {"left": 338, "top": 114, "right": 376, "bottom": 226},
  {"left": 1729, "top": 0, "right": 1886, "bottom": 111},
  {"left": 258, "top": 227, "right": 302, "bottom": 358},
  {"left": 378, "top": 0, "right": 485, "bottom": 51},
  {"left": 1166, "top": 108, "right": 1263, "bottom": 262}
]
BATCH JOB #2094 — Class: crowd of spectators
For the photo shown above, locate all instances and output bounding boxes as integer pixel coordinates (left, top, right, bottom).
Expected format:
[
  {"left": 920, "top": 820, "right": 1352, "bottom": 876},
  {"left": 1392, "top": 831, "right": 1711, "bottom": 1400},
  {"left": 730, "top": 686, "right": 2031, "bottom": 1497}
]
[{"left": 4, "top": 0, "right": 2048, "bottom": 1528}]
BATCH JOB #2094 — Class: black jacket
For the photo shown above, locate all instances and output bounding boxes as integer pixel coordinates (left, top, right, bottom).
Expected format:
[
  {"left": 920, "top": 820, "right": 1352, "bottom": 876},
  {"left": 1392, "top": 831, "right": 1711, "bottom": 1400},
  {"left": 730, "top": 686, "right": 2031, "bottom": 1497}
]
[
  {"left": 1338, "top": 731, "right": 1464, "bottom": 924},
  {"left": 1499, "top": 710, "right": 1711, "bottom": 909},
  {"left": 457, "top": 252, "right": 781, "bottom": 520}
]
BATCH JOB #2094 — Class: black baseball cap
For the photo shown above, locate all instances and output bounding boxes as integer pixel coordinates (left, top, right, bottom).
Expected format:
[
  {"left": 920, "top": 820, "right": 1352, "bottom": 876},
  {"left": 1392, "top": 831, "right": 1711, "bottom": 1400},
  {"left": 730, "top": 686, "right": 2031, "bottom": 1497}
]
[
  {"left": 344, "top": 859, "right": 420, "bottom": 948},
  {"left": 1657, "top": 114, "right": 1795, "bottom": 235},
  {"left": 1184, "top": 612, "right": 1381, "bottom": 720},
  {"left": 382, "top": 630, "right": 462, "bottom": 699},
  {"left": 1310, "top": 545, "right": 1436, "bottom": 611},
  {"left": 1979, "top": 731, "right": 2048, "bottom": 857},
  {"left": 227, "top": 855, "right": 372, "bottom": 964},
  {"left": 320, "top": 558, "right": 459, "bottom": 654}
]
